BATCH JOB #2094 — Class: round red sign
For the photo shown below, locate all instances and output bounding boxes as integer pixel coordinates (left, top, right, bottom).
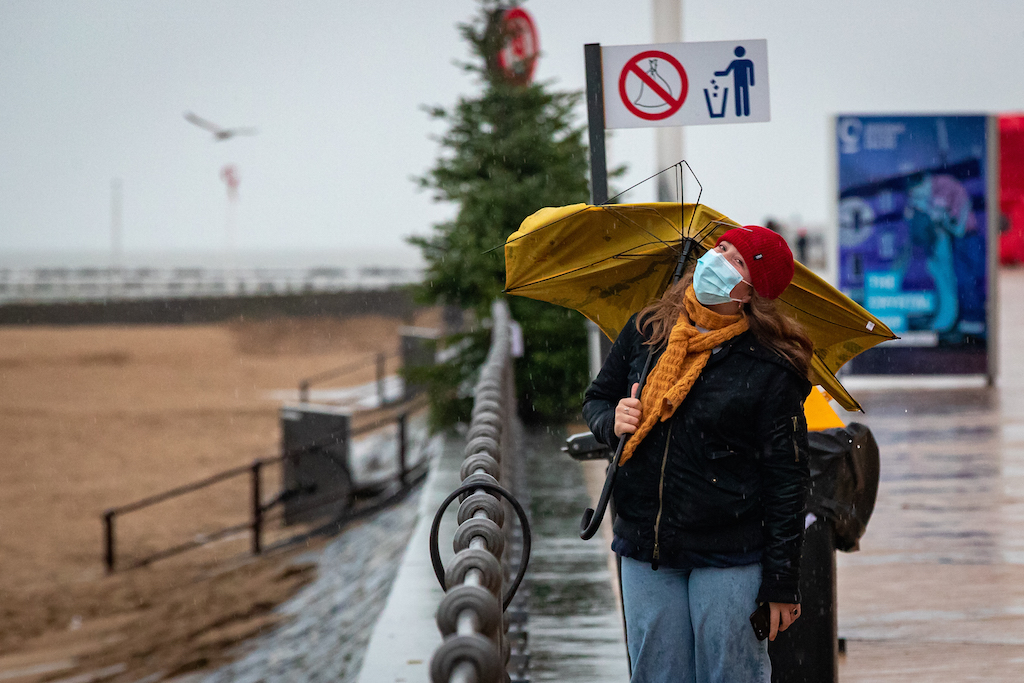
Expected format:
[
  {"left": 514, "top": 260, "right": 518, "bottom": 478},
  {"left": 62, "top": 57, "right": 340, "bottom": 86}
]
[
  {"left": 618, "top": 50, "right": 689, "bottom": 121},
  {"left": 496, "top": 7, "right": 539, "bottom": 86}
]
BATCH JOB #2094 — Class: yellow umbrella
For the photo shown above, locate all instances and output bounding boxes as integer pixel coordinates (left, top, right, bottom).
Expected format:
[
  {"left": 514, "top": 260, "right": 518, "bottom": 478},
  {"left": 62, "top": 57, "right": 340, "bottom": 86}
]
[{"left": 504, "top": 202, "right": 896, "bottom": 412}]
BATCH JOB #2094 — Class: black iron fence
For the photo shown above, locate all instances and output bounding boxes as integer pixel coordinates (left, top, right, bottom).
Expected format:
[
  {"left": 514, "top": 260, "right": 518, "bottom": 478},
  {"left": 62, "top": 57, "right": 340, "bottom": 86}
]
[
  {"left": 102, "top": 325, "right": 441, "bottom": 572},
  {"left": 297, "top": 350, "right": 399, "bottom": 405},
  {"left": 101, "top": 398, "right": 428, "bottom": 573},
  {"left": 428, "top": 300, "right": 532, "bottom": 683}
]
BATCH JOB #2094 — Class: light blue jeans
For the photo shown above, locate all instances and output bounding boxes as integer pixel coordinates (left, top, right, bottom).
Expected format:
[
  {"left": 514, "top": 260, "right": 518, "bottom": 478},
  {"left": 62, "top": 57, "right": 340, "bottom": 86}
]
[{"left": 620, "top": 556, "right": 769, "bottom": 683}]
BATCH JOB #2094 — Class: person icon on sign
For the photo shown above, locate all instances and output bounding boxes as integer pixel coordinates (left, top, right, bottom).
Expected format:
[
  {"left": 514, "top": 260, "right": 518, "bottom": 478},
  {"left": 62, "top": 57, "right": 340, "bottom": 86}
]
[{"left": 715, "top": 46, "right": 755, "bottom": 117}]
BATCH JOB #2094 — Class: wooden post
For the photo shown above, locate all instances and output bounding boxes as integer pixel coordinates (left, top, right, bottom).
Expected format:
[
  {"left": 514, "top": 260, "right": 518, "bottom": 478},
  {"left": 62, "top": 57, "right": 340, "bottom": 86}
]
[
  {"left": 103, "top": 510, "right": 115, "bottom": 573},
  {"left": 251, "top": 460, "right": 263, "bottom": 555}
]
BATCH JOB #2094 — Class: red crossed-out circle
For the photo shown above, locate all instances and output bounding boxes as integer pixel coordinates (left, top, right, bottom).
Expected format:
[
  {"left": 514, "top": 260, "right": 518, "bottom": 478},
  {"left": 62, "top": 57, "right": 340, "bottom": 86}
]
[
  {"left": 496, "top": 7, "right": 539, "bottom": 86},
  {"left": 618, "top": 50, "right": 688, "bottom": 121}
]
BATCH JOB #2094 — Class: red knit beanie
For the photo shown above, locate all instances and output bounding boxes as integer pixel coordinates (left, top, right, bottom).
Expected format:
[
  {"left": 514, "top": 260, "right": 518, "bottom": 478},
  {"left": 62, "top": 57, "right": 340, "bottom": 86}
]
[{"left": 716, "top": 225, "right": 794, "bottom": 300}]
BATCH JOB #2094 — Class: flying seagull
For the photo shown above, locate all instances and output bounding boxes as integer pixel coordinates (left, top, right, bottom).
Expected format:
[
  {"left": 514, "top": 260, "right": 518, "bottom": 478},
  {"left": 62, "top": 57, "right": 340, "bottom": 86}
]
[{"left": 184, "top": 112, "right": 259, "bottom": 141}]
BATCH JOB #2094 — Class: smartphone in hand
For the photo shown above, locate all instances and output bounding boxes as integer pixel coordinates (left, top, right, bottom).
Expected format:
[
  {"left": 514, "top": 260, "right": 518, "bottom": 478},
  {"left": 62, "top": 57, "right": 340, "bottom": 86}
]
[{"left": 749, "top": 602, "right": 771, "bottom": 641}]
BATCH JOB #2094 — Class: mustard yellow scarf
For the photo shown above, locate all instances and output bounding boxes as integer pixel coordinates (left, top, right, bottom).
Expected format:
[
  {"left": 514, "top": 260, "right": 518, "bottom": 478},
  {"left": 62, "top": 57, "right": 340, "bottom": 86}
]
[{"left": 620, "top": 285, "right": 749, "bottom": 465}]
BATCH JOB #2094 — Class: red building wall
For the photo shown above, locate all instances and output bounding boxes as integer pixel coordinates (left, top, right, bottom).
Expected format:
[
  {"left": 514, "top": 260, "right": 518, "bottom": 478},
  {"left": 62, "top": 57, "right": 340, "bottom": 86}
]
[{"left": 999, "top": 115, "right": 1024, "bottom": 264}]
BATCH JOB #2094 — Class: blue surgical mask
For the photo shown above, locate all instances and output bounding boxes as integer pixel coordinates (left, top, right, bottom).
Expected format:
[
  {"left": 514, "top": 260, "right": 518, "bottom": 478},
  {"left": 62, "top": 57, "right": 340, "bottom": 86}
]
[{"left": 693, "top": 248, "right": 749, "bottom": 305}]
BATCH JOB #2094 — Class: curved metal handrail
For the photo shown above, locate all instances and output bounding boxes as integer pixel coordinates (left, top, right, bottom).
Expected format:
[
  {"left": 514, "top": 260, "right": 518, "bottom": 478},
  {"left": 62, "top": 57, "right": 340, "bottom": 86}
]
[{"left": 427, "top": 299, "right": 531, "bottom": 683}]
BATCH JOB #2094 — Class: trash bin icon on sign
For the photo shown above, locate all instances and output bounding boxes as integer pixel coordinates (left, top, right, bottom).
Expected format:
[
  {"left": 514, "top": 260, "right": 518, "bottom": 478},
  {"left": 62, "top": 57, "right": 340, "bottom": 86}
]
[{"left": 703, "top": 78, "right": 729, "bottom": 119}]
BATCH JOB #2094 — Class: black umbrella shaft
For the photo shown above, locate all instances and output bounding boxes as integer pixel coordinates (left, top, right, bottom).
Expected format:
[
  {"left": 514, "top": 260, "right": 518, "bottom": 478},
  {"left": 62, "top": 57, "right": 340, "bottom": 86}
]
[
  {"left": 672, "top": 236, "right": 698, "bottom": 282},
  {"left": 579, "top": 344, "right": 657, "bottom": 540},
  {"left": 579, "top": 235, "right": 700, "bottom": 540}
]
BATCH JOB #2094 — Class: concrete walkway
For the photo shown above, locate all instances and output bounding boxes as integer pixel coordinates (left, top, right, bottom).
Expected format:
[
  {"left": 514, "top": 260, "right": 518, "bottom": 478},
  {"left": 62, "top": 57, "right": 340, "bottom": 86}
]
[
  {"left": 522, "top": 429, "right": 629, "bottom": 683},
  {"left": 834, "top": 268, "right": 1024, "bottom": 681}
]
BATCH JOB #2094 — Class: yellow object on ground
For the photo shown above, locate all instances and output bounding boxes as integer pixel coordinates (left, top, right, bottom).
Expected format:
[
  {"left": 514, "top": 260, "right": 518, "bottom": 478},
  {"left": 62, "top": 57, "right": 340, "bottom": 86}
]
[
  {"left": 804, "top": 386, "right": 846, "bottom": 431},
  {"left": 504, "top": 202, "right": 896, "bottom": 412}
]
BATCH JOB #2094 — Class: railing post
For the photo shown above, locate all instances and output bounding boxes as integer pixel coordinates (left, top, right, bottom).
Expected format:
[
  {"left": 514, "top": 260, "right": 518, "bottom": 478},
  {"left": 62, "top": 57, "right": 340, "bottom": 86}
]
[
  {"left": 299, "top": 380, "right": 310, "bottom": 403},
  {"left": 376, "top": 352, "right": 387, "bottom": 406},
  {"left": 103, "top": 510, "right": 115, "bottom": 573},
  {"left": 251, "top": 460, "right": 263, "bottom": 555},
  {"left": 397, "top": 413, "right": 408, "bottom": 487}
]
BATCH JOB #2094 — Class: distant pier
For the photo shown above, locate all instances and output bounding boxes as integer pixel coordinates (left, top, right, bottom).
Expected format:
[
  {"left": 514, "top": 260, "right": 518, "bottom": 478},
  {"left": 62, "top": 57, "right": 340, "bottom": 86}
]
[{"left": 0, "top": 265, "right": 422, "bottom": 306}]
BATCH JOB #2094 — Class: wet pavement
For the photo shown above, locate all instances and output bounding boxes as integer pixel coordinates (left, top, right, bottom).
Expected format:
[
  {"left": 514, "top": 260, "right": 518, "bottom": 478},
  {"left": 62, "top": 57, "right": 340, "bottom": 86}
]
[
  {"left": 833, "top": 268, "right": 1024, "bottom": 681},
  {"left": 185, "top": 486, "right": 423, "bottom": 683},
  {"left": 523, "top": 429, "right": 630, "bottom": 683}
]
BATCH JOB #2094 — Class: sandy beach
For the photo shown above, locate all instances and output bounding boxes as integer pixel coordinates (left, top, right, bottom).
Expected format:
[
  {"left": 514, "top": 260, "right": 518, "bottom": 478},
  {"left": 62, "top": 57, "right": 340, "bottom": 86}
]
[{"left": 0, "top": 308, "right": 438, "bottom": 680}]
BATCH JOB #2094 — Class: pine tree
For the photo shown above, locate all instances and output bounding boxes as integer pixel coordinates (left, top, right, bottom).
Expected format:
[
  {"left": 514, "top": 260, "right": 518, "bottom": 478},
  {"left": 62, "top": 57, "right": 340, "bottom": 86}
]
[{"left": 410, "top": 0, "right": 593, "bottom": 424}]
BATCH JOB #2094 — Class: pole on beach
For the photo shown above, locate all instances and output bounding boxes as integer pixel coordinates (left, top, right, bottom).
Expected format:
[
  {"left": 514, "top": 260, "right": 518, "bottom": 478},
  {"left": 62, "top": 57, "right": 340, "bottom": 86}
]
[
  {"left": 251, "top": 459, "right": 263, "bottom": 555},
  {"left": 103, "top": 509, "right": 116, "bottom": 572}
]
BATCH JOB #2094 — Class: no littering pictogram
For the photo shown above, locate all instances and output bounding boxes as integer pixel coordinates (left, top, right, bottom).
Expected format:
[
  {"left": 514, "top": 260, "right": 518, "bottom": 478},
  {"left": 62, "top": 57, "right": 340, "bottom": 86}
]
[
  {"left": 618, "top": 50, "right": 689, "bottom": 121},
  {"left": 496, "top": 7, "right": 539, "bottom": 85}
]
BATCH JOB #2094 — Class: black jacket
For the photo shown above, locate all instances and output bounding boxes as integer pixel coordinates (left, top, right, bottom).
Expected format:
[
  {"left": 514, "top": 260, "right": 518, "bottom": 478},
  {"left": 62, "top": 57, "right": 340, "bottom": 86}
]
[{"left": 583, "top": 314, "right": 811, "bottom": 604}]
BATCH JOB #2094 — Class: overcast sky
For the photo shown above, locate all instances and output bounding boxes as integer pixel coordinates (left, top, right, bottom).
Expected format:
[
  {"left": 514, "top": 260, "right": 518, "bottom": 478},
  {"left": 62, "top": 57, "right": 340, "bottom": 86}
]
[{"left": 1, "top": 0, "right": 1021, "bottom": 264}]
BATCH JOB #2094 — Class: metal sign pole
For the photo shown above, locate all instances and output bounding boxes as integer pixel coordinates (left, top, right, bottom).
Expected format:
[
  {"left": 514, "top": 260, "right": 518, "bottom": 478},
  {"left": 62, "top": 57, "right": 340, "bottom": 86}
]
[
  {"left": 584, "top": 43, "right": 613, "bottom": 379},
  {"left": 583, "top": 42, "right": 629, "bottom": 670},
  {"left": 585, "top": 43, "right": 608, "bottom": 206}
]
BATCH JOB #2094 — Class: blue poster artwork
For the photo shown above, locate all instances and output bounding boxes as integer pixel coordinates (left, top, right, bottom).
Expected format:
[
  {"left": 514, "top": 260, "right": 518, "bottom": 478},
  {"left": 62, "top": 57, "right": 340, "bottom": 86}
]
[{"left": 836, "top": 115, "right": 988, "bottom": 350}]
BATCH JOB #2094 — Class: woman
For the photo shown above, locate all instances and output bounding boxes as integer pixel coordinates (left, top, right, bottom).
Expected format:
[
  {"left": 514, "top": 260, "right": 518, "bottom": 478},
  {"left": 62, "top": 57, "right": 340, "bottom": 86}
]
[{"left": 582, "top": 225, "right": 813, "bottom": 683}]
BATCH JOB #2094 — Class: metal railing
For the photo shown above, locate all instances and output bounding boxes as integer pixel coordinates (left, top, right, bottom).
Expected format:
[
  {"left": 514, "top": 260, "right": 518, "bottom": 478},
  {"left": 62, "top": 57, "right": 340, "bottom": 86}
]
[
  {"left": 102, "top": 456, "right": 276, "bottom": 572},
  {"left": 101, "top": 399, "right": 427, "bottom": 573},
  {"left": 297, "top": 350, "right": 400, "bottom": 404},
  {"left": 428, "top": 300, "right": 531, "bottom": 683}
]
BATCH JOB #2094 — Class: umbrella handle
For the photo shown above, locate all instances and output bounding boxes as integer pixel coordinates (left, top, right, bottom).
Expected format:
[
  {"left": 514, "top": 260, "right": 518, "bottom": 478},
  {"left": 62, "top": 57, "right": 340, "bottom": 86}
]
[
  {"left": 579, "top": 341, "right": 659, "bottom": 541},
  {"left": 579, "top": 436, "right": 626, "bottom": 539}
]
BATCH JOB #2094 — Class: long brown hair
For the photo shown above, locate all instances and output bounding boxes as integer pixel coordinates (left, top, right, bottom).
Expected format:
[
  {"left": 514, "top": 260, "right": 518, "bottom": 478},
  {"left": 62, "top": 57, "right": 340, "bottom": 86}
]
[{"left": 636, "top": 268, "right": 814, "bottom": 378}]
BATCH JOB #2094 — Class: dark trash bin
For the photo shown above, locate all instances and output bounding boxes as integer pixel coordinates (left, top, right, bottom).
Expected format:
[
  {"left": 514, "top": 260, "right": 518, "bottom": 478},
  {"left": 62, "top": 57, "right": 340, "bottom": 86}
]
[
  {"left": 399, "top": 326, "right": 439, "bottom": 401},
  {"left": 770, "top": 421, "right": 880, "bottom": 683},
  {"left": 280, "top": 403, "right": 354, "bottom": 525}
]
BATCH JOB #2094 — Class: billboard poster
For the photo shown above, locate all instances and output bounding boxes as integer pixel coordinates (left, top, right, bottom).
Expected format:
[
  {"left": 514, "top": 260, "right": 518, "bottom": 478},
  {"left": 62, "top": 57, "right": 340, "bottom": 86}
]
[{"left": 836, "top": 114, "right": 991, "bottom": 375}]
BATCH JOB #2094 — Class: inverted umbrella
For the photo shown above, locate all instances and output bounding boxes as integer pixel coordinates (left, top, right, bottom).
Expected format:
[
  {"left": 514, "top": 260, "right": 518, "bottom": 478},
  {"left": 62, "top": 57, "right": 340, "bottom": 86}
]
[
  {"left": 505, "top": 201, "right": 896, "bottom": 540},
  {"left": 504, "top": 202, "right": 897, "bottom": 412}
]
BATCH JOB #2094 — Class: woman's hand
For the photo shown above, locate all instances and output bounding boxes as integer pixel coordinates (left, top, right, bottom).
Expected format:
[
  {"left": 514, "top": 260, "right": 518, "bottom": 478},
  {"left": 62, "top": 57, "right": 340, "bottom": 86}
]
[
  {"left": 768, "top": 602, "right": 801, "bottom": 641},
  {"left": 614, "top": 383, "right": 641, "bottom": 437}
]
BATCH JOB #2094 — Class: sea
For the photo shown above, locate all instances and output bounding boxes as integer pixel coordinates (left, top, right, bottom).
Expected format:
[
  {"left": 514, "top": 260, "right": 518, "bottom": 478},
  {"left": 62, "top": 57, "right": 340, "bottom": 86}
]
[{"left": 0, "top": 246, "right": 425, "bottom": 271}]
